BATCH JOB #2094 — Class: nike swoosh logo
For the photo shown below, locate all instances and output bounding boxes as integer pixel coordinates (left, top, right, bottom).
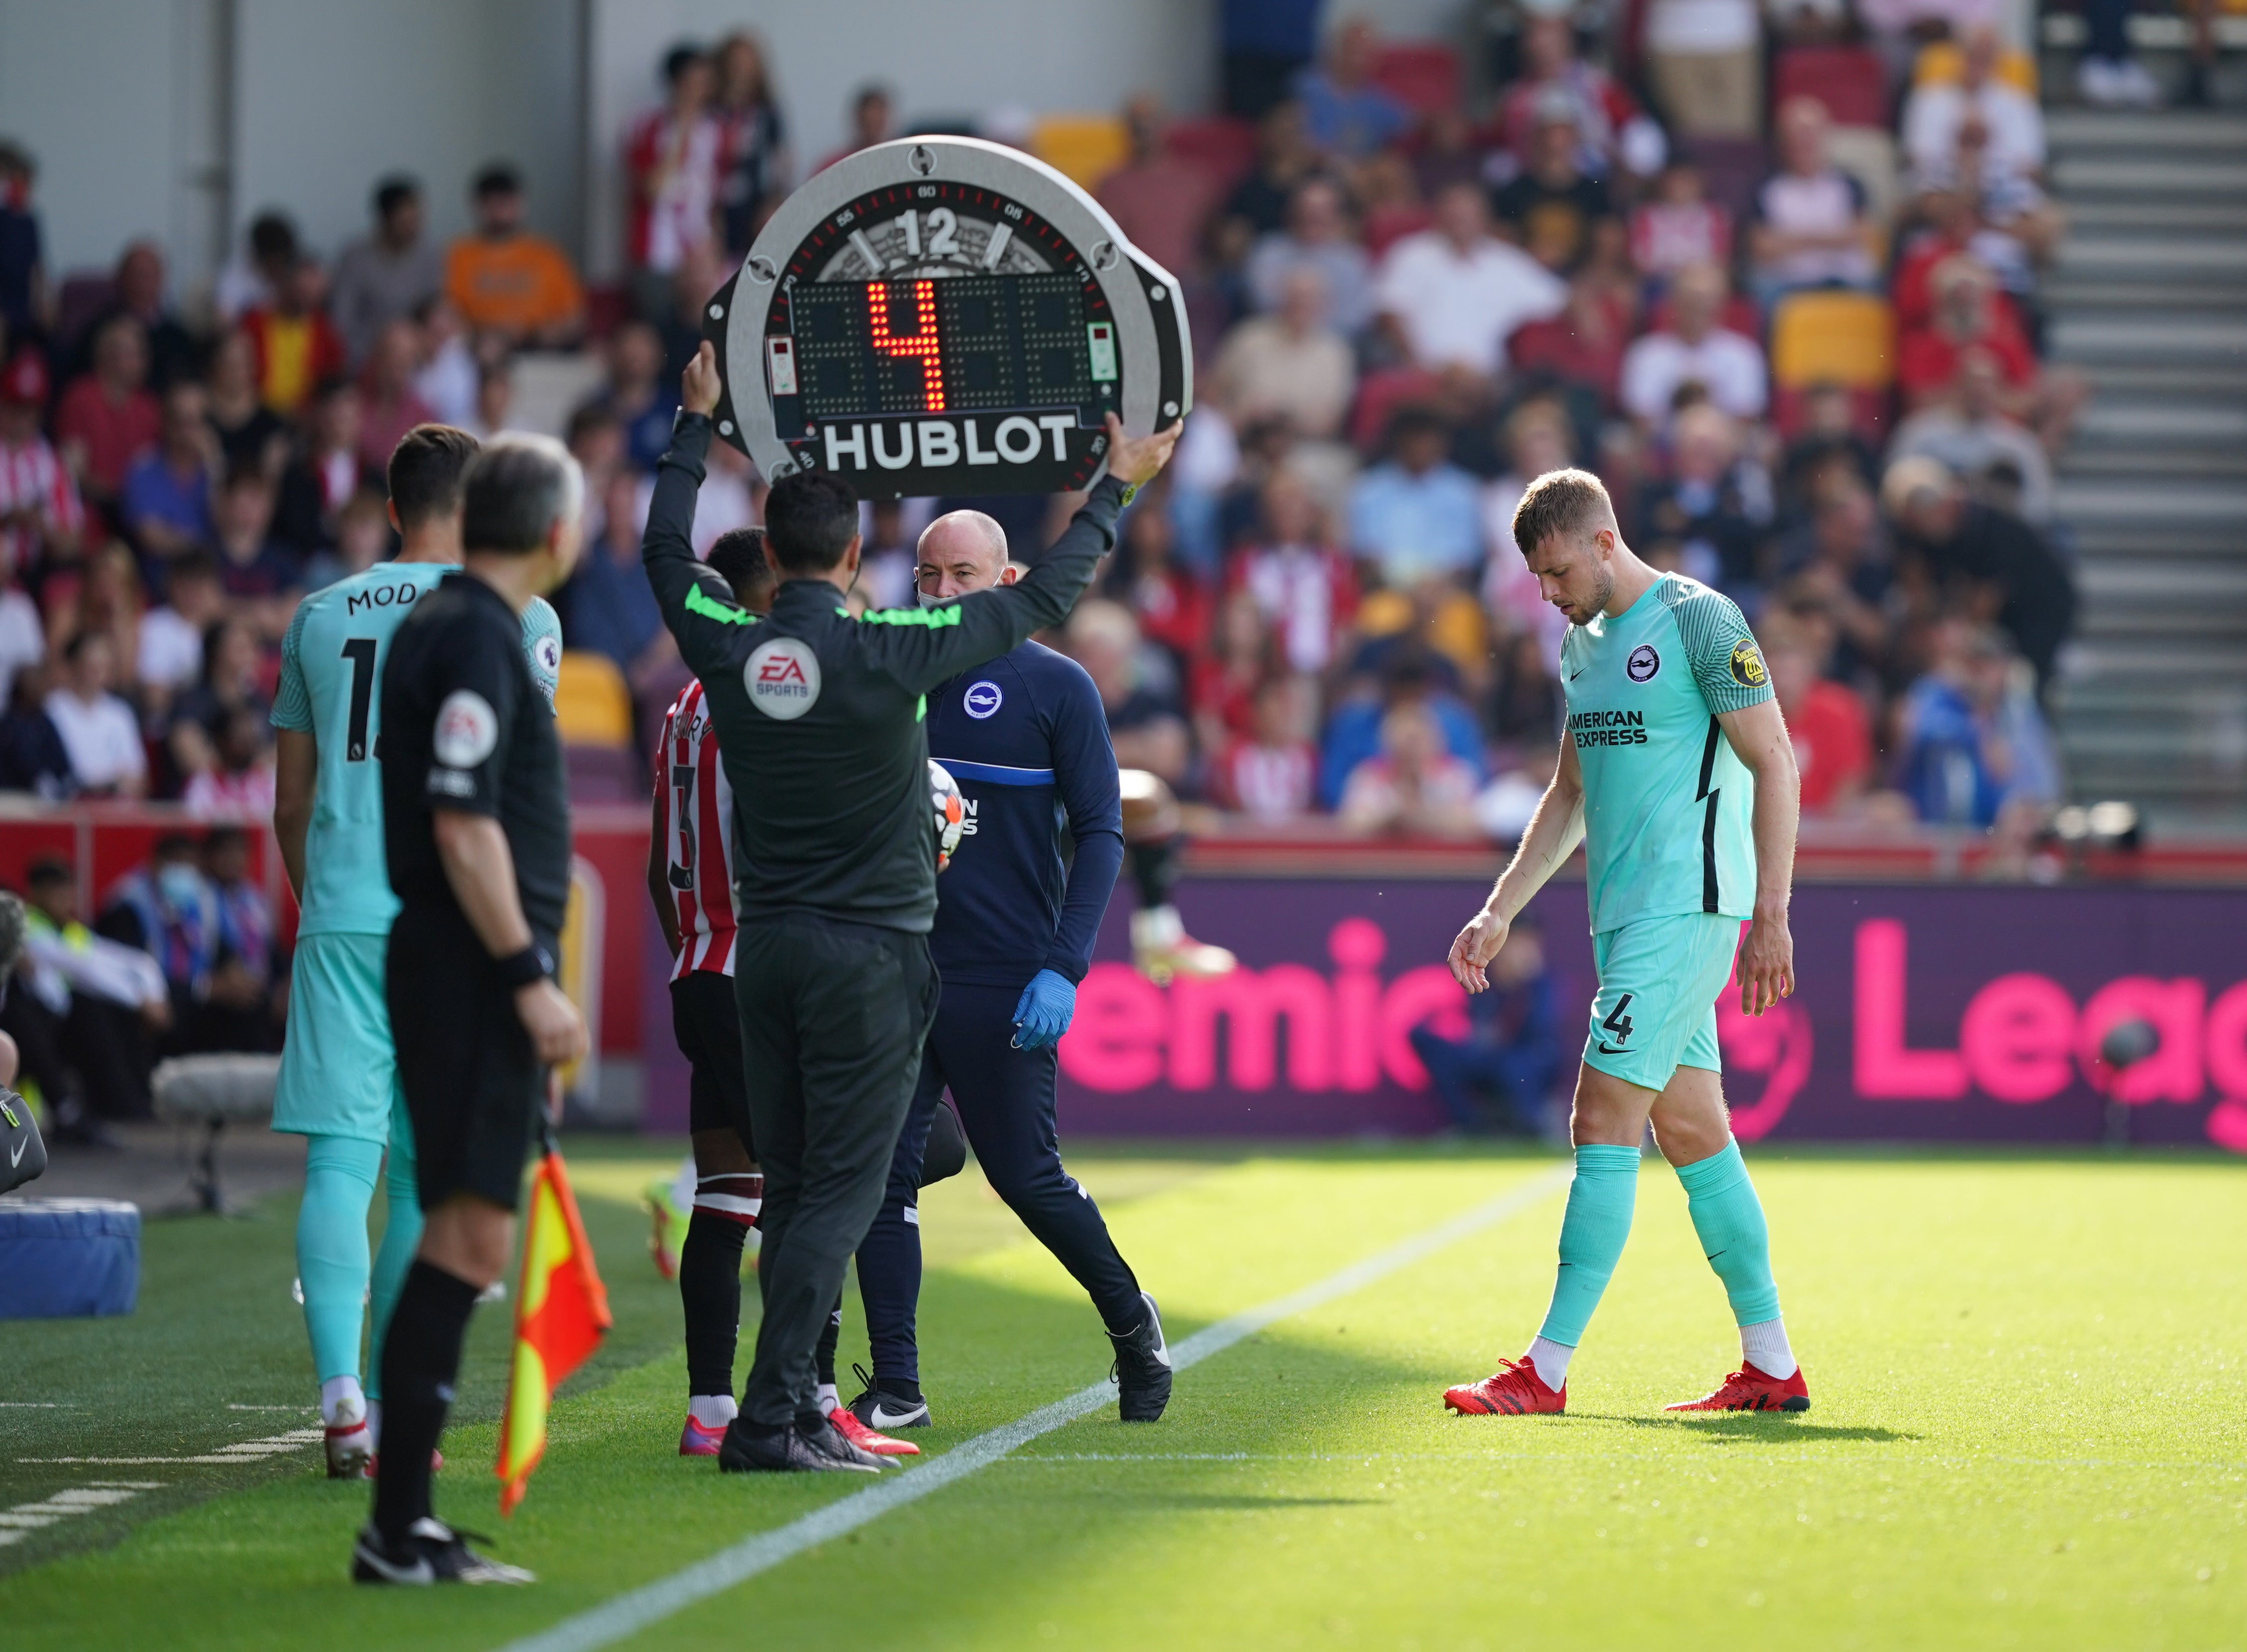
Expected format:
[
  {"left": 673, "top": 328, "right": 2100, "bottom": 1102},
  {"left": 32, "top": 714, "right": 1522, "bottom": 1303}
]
[
  {"left": 1567, "top": 668, "right": 1586, "bottom": 681},
  {"left": 868, "top": 1406, "right": 923, "bottom": 1429},
  {"left": 1596, "top": 1042, "right": 1627, "bottom": 1054},
  {"left": 8, "top": 1137, "right": 24, "bottom": 1168}
]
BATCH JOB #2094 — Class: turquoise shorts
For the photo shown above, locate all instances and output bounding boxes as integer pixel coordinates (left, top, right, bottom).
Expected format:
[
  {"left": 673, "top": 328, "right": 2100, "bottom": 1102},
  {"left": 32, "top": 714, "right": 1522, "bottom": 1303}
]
[
  {"left": 273, "top": 932, "right": 406, "bottom": 1144},
  {"left": 1580, "top": 913, "right": 1741, "bottom": 1093}
]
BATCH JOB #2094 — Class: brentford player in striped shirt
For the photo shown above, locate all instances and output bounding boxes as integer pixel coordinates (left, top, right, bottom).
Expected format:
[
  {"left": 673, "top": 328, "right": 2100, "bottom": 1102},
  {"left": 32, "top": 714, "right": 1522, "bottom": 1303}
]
[{"left": 647, "top": 529, "right": 772, "bottom": 1457}]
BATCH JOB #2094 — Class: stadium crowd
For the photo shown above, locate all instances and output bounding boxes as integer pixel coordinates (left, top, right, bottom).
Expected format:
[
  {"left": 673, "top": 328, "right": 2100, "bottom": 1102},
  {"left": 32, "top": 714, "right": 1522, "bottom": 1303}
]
[{"left": 0, "top": 6, "right": 2083, "bottom": 849}]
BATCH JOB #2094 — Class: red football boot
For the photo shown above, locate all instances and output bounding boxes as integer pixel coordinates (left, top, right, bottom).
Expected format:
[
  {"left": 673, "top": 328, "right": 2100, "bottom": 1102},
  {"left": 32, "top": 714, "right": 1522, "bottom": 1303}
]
[
  {"left": 1443, "top": 1358, "right": 1566, "bottom": 1416},
  {"left": 679, "top": 1414, "right": 728, "bottom": 1456},
  {"left": 1664, "top": 1361, "right": 1811, "bottom": 1413},
  {"left": 830, "top": 1406, "right": 920, "bottom": 1457}
]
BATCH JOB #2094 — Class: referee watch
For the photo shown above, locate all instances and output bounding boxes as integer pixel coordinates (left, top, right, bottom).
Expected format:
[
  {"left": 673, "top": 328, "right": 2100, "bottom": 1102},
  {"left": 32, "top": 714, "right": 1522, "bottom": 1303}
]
[{"left": 497, "top": 943, "right": 555, "bottom": 990}]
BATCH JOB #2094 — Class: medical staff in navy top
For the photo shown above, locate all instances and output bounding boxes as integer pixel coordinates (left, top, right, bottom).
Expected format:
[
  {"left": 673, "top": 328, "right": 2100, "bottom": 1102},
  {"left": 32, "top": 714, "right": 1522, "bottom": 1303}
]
[{"left": 840, "top": 507, "right": 1173, "bottom": 1431}]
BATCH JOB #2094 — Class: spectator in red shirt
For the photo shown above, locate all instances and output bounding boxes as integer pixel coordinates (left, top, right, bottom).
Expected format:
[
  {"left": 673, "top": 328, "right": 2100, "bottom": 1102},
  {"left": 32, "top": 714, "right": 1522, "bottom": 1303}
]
[
  {"left": 1226, "top": 468, "right": 1357, "bottom": 674},
  {"left": 1097, "top": 96, "right": 1223, "bottom": 283},
  {"left": 1899, "top": 256, "right": 2083, "bottom": 451},
  {"left": 1629, "top": 159, "right": 1732, "bottom": 292},
  {"left": 1493, "top": 15, "right": 1664, "bottom": 183},
  {"left": 1210, "top": 673, "right": 1319, "bottom": 823},
  {"left": 1192, "top": 587, "right": 1282, "bottom": 755},
  {"left": 0, "top": 351, "right": 82, "bottom": 576},
  {"left": 354, "top": 318, "right": 435, "bottom": 475},
  {"left": 1101, "top": 502, "right": 1210, "bottom": 677},
  {"left": 56, "top": 314, "right": 160, "bottom": 517},
  {"left": 625, "top": 43, "right": 724, "bottom": 319},
  {"left": 1506, "top": 272, "right": 1633, "bottom": 412},
  {"left": 1764, "top": 620, "right": 1872, "bottom": 813}
]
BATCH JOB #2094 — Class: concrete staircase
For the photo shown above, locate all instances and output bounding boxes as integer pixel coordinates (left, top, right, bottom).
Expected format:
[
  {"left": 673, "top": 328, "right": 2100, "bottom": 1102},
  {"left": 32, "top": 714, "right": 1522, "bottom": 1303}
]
[{"left": 2042, "top": 109, "right": 2247, "bottom": 829}]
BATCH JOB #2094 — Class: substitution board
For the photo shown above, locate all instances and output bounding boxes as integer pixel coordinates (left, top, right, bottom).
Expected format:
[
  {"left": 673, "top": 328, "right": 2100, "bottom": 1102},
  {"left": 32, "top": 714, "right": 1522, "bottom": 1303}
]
[{"left": 703, "top": 135, "right": 1191, "bottom": 500}]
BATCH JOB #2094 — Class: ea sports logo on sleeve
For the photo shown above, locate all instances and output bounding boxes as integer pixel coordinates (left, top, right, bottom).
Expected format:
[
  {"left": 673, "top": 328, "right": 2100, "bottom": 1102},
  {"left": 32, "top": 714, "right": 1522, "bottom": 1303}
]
[
  {"left": 1626, "top": 644, "right": 1660, "bottom": 683},
  {"left": 745, "top": 636, "right": 821, "bottom": 720},
  {"left": 432, "top": 690, "right": 499, "bottom": 767},
  {"left": 963, "top": 680, "right": 1003, "bottom": 720}
]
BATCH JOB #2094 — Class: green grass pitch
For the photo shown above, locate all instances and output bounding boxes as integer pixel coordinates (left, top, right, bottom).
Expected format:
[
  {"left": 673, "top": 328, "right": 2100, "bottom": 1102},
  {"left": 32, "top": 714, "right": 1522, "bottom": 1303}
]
[{"left": 2, "top": 1141, "right": 2242, "bottom": 1649}]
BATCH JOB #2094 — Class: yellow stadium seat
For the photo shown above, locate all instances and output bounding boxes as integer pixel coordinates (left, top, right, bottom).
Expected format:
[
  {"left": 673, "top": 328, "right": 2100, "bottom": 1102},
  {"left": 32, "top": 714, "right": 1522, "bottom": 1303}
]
[
  {"left": 1913, "top": 41, "right": 2038, "bottom": 95},
  {"left": 553, "top": 649, "right": 633, "bottom": 747},
  {"left": 1771, "top": 291, "right": 1896, "bottom": 390},
  {"left": 1031, "top": 115, "right": 1131, "bottom": 190}
]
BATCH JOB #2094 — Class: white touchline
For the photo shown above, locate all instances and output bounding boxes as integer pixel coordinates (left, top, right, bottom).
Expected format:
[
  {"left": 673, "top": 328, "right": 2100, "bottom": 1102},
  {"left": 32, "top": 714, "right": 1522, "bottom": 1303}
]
[{"left": 499, "top": 1164, "right": 1570, "bottom": 1652}]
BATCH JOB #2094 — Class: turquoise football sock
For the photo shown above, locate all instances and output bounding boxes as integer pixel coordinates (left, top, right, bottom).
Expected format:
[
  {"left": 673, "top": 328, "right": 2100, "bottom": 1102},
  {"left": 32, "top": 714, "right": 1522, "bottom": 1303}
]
[
  {"left": 1675, "top": 1138, "right": 1782, "bottom": 1328},
  {"left": 1534, "top": 1144, "right": 1642, "bottom": 1348},
  {"left": 298, "top": 1136, "right": 383, "bottom": 1384},
  {"left": 366, "top": 1095, "right": 424, "bottom": 1403}
]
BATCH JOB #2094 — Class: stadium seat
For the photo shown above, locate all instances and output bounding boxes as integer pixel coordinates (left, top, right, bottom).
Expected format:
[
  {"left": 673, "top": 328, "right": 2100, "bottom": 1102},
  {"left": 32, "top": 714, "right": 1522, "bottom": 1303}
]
[
  {"left": 1772, "top": 46, "right": 1891, "bottom": 127},
  {"left": 1165, "top": 117, "right": 1259, "bottom": 191},
  {"left": 1364, "top": 204, "right": 1433, "bottom": 258},
  {"left": 1347, "top": 367, "right": 1446, "bottom": 453},
  {"left": 1030, "top": 114, "right": 1130, "bottom": 189},
  {"left": 554, "top": 650, "right": 634, "bottom": 748},
  {"left": 1770, "top": 291, "right": 1896, "bottom": 389},
  {"left": 1913, "top": 41, "right": 2038, "bottom": 95},
  {"left": 1371, "top": 42, "right": 1463, "bottom": 117}
]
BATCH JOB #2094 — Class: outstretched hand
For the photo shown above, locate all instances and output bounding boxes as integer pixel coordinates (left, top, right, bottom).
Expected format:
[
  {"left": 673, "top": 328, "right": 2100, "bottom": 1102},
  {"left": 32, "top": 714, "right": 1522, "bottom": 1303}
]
[
  {"left": 682, "top": 340, "right": 723, "bottom": 418},
  {"left": 1103, "top": 413, "right": 1182, "bottom": 486},
  {"left": 1447, "top": 906, "right": 1512, "bottom": 995}
]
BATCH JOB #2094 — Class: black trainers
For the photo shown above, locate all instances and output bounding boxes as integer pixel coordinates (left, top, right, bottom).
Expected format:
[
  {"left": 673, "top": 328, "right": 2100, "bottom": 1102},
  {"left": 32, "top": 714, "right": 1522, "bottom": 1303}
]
[
  {"left": 351, "top": 1518, "right": 534, "bottom": 1585},
  {"left": 846, "top": 1362, "right": 932, "bottom": 1432},
  {"left": 717, "top": 1417, "right": 882, "bottom": 1474},
  {"left": 799, "top": 1414, "right": 889, "bottom": 1471},
  {"left": 1108, "top": 1291, "right": 1174, "bottom": 1422}
]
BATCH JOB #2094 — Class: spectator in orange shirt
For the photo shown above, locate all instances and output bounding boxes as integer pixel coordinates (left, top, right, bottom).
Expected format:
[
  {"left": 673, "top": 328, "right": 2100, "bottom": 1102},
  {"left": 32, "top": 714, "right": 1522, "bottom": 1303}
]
[
  {"left": 445, "top": 164, "right": 585, "bottom": 349},
  {"left": 240, "top": 259, "right": 346, "bottom": 416},
  {"left": 55, "top": 313, "right": 160, "bottom": 516}
]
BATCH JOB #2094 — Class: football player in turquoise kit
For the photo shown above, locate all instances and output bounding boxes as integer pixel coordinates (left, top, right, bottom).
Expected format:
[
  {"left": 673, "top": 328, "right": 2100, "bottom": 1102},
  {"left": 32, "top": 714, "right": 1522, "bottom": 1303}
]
[
  {"left": 838, "top": 507, "right": 1172, "bottom": 1431},
  {"left": 1441, "top": 468, "right": 1810, "bottom": 1417},
  {"left": 271, "top": 424, "right": 563, "bottom": 1477}
]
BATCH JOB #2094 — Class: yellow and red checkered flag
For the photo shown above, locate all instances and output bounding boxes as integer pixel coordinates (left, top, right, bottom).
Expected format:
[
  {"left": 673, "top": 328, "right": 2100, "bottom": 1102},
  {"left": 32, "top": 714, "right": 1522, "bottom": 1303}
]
[{"left": 496, "top": 1144, "right": 612, "bottom": 1515}]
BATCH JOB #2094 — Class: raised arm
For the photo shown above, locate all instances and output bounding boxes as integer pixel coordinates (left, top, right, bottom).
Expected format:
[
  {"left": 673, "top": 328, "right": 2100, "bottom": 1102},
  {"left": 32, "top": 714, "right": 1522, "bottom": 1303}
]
[
  {"left": 1718, "top": 696, "right": 1798, "bottom": 1016},
  {"left": 1447, "top": 735, "right": 1585, "bottom": 993},
  {"left": 856, "top": 416, "right": 1180, "bottom": 696},
  {"left": 642, "top": 404, "right": 755, "bottom": 681}
]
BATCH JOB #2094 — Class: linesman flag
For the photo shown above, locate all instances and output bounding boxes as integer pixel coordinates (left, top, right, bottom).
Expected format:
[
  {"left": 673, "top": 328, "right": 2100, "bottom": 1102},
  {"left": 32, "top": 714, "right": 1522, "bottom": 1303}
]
[{"left": 496, "top": 1143, "right": 612, "bottom": 1515}]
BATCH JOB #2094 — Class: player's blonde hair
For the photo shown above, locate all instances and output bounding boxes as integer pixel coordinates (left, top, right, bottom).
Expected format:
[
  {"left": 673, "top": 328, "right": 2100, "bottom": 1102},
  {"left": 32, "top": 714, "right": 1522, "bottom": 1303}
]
[{"left": 1510, "top": 468, "right": 1614, "bottom": 558}]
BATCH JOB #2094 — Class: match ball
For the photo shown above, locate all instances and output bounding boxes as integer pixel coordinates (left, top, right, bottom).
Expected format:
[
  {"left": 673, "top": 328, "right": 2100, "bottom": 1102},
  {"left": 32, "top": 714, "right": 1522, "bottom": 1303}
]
[{"left": 929, "top": 760, "right": 965, "bottom": 872}]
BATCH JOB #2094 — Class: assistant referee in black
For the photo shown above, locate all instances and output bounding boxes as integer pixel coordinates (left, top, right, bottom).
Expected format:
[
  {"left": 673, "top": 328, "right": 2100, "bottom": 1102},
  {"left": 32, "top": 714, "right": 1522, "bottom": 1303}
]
[
  {"left": 353, "top": 434, "right": 589, "bottom": 1584},
  {"left": 644, "top": 343, "right": 1177, "bottom": 1473}
]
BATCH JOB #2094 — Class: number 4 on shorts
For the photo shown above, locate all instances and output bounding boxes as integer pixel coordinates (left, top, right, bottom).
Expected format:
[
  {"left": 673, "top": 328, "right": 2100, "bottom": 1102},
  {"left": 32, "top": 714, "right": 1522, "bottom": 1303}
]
[{"left": 1601, "top": 994, "right": 1634, "bottom": 1044}]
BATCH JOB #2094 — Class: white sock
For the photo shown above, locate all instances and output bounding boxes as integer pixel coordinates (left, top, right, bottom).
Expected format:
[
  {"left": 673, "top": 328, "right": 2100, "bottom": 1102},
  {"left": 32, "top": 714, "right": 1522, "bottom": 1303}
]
[
  {"left": 365, "top": 1400, "right": 382, "bottom": 1448},
  {"left": 814, "top": 1382, "right": 840, "bottom": 1415},
  {"left": 1524, "top": 1336, "right": 1574, "bottom": 1390},
  {"left": 688, "top": 1393, "right": 737, "bottom": 1429},
  {"left": 1740, "top": 1318, "right": 1797, "bottom": 1379},
  {"left": 320, "top": 1375, "right": 365, "bottom": 1429}
]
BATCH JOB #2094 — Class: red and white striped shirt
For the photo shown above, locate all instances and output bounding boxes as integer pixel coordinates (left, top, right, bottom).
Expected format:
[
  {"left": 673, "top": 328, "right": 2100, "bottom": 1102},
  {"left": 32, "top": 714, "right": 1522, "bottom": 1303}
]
[
  {"left": 0, "top": 435, "right": 84, "bottom": 572},
  {"left": 654, "top": 679, "right": 737, "bottom": 980}
]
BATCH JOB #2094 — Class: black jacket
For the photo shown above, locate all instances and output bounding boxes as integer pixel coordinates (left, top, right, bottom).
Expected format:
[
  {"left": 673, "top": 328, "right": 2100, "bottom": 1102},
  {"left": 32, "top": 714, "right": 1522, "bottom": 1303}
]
[{"left": 642, "top": 414, "right": 1125, "bottom": 933}]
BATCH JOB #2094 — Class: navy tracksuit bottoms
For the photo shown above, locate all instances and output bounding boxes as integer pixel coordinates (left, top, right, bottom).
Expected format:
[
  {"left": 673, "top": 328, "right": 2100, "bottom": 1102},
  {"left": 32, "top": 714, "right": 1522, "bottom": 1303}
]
[{"left": 855, "top": 980, "right": 1142, "bottom": 1386}]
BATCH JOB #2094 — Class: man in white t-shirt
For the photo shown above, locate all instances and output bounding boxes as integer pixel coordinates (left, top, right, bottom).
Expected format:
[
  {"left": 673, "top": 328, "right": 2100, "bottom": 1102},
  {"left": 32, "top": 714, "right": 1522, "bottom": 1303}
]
[
  {"left": 1750, "top": 98, "right": 1879, "bottom": 305},
  {"left": 1374, "top": 182, "right": 1566, "bottom": 382},
  {"left": 1619, "top": 262, "right": 1767, "bottom": 428},
  {"left": 136, "top": 550, "right": 226, "bottom": 703},
  {"left": 1903, "top": 26, "right": 2045, "bottom": 185},
  {"left": 44, "top": 631, "right": 146, "bottom": 797}
]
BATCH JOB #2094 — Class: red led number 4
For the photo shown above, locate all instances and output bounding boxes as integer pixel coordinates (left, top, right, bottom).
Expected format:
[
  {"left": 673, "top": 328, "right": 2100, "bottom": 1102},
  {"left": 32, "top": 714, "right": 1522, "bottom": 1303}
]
[{"left": 866, "top": 280, "right": 946, "bottom": 413}]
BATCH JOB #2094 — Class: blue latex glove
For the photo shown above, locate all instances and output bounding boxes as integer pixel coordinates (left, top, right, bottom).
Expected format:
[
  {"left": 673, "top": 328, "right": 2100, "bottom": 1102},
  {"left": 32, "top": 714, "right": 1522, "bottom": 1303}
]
[{"left": 1011, "top": 968, "right": 1077, "bottom": 1050}]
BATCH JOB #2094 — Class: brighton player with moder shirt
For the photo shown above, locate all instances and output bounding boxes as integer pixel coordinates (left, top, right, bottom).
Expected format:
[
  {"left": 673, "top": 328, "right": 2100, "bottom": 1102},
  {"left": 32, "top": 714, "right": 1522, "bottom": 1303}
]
[{"left": 1441, "top": 468, "right": 1811, "bottom": 1417}]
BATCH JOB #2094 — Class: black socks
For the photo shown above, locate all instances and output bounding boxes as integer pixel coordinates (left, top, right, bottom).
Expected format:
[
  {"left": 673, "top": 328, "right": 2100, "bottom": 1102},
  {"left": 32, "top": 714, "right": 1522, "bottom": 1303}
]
[
  {"left": 372, "top": 1260, "right": 480, "bottom": 1542},
  {"left": 680, "top": 1210, "right": 749, "bottom": 1398},
  {"left": 1129, "top": 836, "right": 1181, "bottom": 912}
]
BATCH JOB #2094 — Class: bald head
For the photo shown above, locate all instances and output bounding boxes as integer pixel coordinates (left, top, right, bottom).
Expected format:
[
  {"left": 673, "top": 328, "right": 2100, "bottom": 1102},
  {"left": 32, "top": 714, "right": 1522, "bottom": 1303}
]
[{"left": 915, "top": 510, "right": 1015, "bottom": 604}]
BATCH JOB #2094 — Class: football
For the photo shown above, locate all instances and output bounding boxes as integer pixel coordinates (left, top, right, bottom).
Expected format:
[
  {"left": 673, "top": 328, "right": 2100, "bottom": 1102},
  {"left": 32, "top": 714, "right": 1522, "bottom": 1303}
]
[{"left": 929, "top": 759, "right": 966, "bottom": 872}]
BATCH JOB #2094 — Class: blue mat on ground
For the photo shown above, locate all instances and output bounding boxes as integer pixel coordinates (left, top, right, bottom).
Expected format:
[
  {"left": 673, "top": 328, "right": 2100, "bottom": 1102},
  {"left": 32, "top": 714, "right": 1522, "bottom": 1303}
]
[{"left": 0, "top": 1198, "right": 141, "bottom": 1318}]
